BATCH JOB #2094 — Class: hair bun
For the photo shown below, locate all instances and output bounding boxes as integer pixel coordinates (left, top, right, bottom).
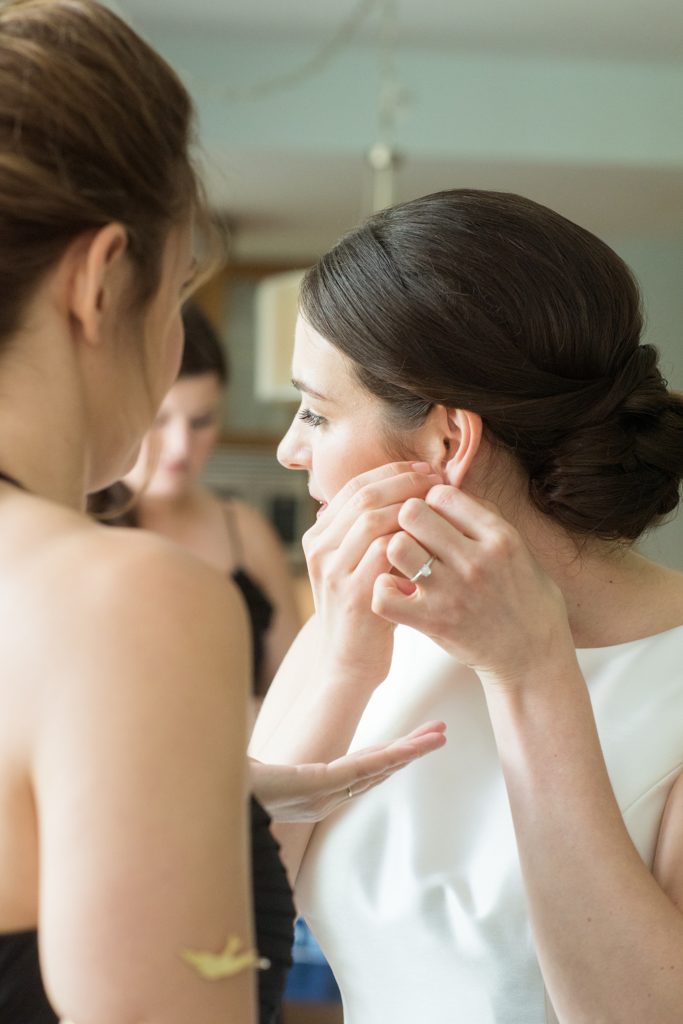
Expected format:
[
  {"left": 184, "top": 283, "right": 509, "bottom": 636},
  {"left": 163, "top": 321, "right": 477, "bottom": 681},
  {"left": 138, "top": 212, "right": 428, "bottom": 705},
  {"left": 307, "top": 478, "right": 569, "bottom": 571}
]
[{"left": 529, "top": 375, "right": 683, "bottom": 539}]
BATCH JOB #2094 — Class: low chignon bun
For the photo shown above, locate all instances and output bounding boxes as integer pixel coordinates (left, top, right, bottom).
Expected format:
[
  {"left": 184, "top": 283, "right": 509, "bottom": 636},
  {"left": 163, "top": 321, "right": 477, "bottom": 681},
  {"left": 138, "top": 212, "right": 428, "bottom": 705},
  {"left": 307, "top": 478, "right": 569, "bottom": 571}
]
[{"left": 526, "top": 346, "right": 683, "bottom": 539}]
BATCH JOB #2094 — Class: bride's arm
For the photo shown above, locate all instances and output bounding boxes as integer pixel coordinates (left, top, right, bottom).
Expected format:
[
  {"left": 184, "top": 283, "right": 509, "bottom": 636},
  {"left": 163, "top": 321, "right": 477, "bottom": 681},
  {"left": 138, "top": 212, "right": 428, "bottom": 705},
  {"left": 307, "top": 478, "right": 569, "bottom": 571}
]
[
  {"left": 251, "top": 463, "right": 440, "bottom": 764},
  {"left": 249, "top": 462, "right": 445, "bottom": 882},
  {"left": 248, "top": 612, "right": 375, "bottom": 885},
  {"left": 249, "top": 615, "right": 377, "bottom": 763},
  {"left": 375, "top": 484, "right": 683, "bottom": 1023},
  {"left": 250, "top": 614, "right": 446, "bottom": 883}
]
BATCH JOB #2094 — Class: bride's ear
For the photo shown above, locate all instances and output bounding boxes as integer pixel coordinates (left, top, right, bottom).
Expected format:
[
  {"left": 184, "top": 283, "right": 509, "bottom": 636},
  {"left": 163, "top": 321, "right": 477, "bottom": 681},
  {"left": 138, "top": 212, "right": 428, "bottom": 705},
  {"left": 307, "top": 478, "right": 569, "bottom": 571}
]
[{"left": 440, "top": 407, "right": 483, "bottom": 488}]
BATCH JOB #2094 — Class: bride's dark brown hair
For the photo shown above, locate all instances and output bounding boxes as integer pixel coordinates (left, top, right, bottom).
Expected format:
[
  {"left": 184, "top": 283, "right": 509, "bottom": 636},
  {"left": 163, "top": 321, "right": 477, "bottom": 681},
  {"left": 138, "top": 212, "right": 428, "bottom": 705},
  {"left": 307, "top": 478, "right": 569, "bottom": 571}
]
[{"left": 301, "top": 189, "right": 683, "bottom": 541}]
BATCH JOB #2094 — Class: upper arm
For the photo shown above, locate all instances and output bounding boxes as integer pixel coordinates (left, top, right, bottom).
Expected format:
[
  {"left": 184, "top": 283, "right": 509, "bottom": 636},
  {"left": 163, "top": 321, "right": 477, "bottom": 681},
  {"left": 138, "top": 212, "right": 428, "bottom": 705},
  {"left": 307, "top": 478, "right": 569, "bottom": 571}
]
[
  {"left": 33, "top": 537, "right": 255, "bottom": 1024},
  {"left": 231, "top": 502, "right": 302, "bottom": 686},
  {"left": 653, "top": 770, "right": 683, "bottom": 913}
]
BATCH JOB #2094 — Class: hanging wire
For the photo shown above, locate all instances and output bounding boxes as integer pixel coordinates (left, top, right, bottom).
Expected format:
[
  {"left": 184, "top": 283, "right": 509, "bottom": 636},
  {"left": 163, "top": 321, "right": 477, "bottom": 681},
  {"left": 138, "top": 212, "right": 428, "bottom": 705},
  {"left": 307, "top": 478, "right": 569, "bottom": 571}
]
[
  {"left": 218, "top": 0, "right": 386, "bottom": 102},
  {"left": 367, "top": 0, "right": 405, "bottom": 212},
  {"left": 376, "top": 0, "right": 401, "bottom": 145}
]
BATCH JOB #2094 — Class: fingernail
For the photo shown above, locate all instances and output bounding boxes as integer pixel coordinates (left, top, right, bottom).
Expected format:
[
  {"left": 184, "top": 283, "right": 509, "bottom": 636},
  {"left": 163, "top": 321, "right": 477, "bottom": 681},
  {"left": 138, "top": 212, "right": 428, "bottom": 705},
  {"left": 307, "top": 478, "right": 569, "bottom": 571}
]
[{"left": 411, "top": 462, "right": 433, "bottom": 474}]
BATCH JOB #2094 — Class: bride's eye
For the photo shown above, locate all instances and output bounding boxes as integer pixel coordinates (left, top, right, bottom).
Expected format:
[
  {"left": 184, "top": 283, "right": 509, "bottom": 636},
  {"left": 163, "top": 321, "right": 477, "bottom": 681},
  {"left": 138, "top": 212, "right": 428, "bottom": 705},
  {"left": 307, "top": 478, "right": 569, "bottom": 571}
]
[{"left": 298, "top": 408, "right": 326, "bottom": 428}]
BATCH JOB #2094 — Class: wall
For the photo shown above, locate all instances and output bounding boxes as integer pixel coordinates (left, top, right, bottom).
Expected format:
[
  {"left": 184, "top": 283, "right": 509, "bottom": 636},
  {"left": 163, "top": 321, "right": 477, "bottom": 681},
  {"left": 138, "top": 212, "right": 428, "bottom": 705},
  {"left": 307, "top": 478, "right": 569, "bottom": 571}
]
[{"left": 613, "top": 237, "right": 683, "bottom": 569}]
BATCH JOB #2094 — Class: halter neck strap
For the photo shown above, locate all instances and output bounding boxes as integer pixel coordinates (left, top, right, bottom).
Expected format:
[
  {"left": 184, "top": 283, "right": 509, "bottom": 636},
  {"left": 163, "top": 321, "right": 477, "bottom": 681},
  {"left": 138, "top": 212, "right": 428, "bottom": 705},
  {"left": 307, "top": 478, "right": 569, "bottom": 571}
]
[{"left": 0, "top": 470, "right": 27, "bottom": 491}]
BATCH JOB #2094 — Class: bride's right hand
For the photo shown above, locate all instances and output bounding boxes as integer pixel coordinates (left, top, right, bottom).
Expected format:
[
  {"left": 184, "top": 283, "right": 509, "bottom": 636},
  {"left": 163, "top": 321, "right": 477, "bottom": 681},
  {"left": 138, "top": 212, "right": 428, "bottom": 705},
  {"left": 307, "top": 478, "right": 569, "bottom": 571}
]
[{"left": 303, "top": 461, "right": 442, "bottom": 688}]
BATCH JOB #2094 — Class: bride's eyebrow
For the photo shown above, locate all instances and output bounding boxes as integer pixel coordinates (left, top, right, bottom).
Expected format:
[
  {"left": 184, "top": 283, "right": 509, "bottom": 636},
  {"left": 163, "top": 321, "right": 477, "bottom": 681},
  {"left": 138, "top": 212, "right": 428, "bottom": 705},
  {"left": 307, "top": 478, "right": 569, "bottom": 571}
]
[{"left": 291, "top": 378, "right": 335, "bottom": 403}]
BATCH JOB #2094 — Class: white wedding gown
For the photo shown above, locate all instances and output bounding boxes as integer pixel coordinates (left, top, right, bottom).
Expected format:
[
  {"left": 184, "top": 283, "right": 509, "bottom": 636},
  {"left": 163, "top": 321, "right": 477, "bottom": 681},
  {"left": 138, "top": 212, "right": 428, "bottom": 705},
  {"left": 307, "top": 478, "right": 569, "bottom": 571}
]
[{"left": 296, "top": 624, "right": 683, "bottom": 1023}]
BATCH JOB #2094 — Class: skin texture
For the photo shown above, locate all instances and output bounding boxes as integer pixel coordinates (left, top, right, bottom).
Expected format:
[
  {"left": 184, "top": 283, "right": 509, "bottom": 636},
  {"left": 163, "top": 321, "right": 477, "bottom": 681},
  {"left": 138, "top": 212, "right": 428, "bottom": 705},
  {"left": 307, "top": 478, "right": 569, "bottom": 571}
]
[
  {"left": 251, "top": 315, "right": 683, "bottom": 1022},
  {"left": 0, "top": 224, "right": 257, "bottom": 1024}
]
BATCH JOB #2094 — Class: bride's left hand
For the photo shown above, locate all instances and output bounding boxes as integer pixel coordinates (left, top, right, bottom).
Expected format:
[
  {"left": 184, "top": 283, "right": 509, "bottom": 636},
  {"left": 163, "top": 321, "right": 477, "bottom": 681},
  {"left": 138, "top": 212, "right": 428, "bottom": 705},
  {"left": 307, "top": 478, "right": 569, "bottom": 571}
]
[
  {"left": 372, "top": 485, "right": 575, "bottom": 688},
  {"left": 249, "top": 720, "right": 447, "bottom": 822}
]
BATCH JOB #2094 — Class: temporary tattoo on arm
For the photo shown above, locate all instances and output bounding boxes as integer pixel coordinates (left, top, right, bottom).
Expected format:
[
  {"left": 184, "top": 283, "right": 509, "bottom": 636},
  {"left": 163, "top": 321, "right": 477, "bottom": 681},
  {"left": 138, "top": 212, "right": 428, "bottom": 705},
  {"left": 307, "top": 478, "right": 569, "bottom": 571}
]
[{"left": 180, "top": 935, "right": 270, "bottom": 980}]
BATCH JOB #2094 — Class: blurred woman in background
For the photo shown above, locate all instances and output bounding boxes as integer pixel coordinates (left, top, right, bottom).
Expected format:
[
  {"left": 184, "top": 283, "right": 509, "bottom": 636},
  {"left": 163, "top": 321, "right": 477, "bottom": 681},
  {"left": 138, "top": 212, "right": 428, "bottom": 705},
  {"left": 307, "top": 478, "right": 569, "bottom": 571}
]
[{"left": 126, "top": 302, "right": 302, "bottom": 697}]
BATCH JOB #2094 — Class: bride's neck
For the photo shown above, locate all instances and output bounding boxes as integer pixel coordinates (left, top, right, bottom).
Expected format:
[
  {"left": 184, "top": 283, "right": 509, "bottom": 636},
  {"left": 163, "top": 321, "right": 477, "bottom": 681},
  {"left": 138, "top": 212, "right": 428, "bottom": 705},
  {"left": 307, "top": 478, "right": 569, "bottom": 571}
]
[
  {"left": 470, "top": 452, "right": 682, "bottom": 648},
  {"left": 521, "top": 513, "right": 680, "bottom": 648}
]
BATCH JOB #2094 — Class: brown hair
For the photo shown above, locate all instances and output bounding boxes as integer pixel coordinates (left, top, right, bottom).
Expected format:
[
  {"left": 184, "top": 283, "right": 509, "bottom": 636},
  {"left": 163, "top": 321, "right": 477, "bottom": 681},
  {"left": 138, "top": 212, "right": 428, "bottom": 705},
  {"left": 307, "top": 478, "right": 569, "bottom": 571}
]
[
  {"left": 301, "top": 189, "right": 683, "bottom": 541},
  {"left": 0, "top": 0, "right": 202, "bottom": 344},
  {"left": 88, "top": 302, "right": 229, "bottom": 526},
  {"left": 179, "top": 302, "right": 229, "bottom": 385}
]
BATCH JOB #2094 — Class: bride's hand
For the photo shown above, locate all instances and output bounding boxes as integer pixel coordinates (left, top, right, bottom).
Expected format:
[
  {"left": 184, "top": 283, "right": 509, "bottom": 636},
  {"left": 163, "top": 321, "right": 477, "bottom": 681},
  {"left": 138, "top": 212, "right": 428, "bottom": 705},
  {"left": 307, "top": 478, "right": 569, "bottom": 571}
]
[
  {"left": 249, "top": 720, "right": 447, "bottom": 822},
  {"left": 373, "top": 486, "right": 574, "bottom": 689},
  {"left": 304, "top": 461, "right": 442, "bottom": 687}
]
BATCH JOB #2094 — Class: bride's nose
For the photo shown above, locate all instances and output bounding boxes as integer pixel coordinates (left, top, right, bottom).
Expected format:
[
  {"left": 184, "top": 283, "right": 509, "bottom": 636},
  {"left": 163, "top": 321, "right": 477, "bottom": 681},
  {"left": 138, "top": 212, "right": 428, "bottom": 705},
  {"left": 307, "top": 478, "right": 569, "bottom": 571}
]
[{"left": 277, "top": 417, "right": 310, "bottom": 471}]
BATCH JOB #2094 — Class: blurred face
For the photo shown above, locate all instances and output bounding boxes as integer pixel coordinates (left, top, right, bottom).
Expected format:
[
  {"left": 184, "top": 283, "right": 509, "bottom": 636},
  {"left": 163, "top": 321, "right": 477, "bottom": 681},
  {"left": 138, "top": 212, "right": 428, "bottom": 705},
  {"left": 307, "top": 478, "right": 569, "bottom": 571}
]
[
  {"left": 125, "top": 372, "right": 222, "bottom": 500},
  {"left": 277, "top": 316, "right": 397, "bottom": 512}
]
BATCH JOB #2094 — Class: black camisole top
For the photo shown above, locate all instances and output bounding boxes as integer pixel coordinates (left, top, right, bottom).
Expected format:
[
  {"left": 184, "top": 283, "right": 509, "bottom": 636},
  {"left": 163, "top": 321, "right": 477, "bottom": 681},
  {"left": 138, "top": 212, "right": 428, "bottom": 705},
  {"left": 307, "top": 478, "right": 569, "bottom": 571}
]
[{"left": 223, "top": 502, "right": 275, "bottom": 698}]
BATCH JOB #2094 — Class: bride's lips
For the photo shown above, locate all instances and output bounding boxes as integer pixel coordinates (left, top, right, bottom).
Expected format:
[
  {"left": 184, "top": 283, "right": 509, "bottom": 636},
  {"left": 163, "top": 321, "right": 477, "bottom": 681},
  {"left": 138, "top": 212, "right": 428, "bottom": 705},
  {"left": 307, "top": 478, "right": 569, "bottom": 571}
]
[{"left": 310, "top": 493, "right": 328, "bottom": 518}]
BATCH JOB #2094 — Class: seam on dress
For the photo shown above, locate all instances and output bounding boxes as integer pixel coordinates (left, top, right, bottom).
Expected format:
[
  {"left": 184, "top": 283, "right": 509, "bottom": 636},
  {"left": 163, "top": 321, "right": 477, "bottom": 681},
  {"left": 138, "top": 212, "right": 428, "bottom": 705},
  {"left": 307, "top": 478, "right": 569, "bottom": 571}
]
[{"left": 621, "top": 762, "right": 683, "bottom": 815}]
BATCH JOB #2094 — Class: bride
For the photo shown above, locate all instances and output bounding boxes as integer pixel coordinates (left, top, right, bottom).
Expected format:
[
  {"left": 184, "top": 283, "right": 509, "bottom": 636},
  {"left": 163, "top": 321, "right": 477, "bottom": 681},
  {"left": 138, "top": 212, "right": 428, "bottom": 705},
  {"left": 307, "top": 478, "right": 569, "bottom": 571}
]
[{"left": 252, "top": 188, "right": 683, "bottom": 1024}]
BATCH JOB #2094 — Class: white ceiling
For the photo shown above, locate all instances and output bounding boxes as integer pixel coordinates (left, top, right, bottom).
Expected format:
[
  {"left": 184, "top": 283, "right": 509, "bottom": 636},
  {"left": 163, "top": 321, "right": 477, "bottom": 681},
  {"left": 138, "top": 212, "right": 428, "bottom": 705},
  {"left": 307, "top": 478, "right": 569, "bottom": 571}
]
[
  {"left": 127, "top": 0, "right": 683, "bottom": 61},
  {"left": 114, "top": 0, "right": 683, "bottom": 258}
]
